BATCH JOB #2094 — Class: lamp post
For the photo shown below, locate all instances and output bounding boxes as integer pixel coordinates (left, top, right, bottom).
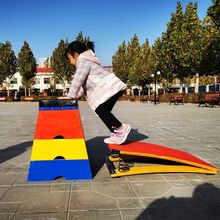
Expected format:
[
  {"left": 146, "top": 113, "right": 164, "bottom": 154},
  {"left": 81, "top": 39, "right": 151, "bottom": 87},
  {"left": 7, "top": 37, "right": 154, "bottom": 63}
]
[{"left": 151, "top": 71, "right": 160, "bottom": 105}]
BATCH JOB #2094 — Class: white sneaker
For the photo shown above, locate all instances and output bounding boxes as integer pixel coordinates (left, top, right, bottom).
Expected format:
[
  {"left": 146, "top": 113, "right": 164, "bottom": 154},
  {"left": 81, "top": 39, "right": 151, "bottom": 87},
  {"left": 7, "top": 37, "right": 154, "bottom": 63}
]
[{"left": 104, "top": 124, "right": 131, "bottom": 145}]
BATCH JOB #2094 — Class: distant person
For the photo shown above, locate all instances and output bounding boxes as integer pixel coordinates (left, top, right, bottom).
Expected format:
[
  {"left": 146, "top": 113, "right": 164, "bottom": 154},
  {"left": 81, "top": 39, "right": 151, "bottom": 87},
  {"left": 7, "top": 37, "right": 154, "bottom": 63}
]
[{"left": 65, "top": 40, "right": 131, "bottom": 145}]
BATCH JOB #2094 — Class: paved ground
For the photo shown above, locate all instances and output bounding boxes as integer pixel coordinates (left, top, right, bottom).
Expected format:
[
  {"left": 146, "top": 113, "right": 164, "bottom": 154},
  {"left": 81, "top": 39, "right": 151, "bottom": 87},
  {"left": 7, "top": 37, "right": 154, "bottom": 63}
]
[{"left": 0, "top": 101, "right": 220, "bottom": 220}]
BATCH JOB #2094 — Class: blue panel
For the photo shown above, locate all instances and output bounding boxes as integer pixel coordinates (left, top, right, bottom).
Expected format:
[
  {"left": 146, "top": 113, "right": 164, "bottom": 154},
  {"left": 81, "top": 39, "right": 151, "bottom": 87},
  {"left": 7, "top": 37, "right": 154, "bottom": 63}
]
[
  {"left": 27, "top": 160, "right": 92, "bottom": 181},
  {"left": 39, "top": 106, "right": 78, "bottom": 111}
]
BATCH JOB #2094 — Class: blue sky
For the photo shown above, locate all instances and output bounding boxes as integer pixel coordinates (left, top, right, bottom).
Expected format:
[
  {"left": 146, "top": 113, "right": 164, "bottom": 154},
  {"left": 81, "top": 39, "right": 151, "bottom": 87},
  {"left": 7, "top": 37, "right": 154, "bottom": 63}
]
[{"left": 0, "top": 0, "right": 212, "bottom": 65}]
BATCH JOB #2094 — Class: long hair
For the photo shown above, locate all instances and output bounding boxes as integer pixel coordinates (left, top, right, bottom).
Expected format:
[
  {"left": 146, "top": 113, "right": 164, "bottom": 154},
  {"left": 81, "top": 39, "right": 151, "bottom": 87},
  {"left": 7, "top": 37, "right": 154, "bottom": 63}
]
[{"left": 65, "top": 41, "right": 95, "bottom": 58}]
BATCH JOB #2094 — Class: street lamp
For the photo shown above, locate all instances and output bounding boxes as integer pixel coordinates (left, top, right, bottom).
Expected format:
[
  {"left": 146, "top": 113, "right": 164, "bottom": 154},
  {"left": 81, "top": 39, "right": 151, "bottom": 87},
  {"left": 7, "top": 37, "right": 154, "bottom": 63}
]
[{"left": 151, "top": 71, "right": 160, "bottom": 105}]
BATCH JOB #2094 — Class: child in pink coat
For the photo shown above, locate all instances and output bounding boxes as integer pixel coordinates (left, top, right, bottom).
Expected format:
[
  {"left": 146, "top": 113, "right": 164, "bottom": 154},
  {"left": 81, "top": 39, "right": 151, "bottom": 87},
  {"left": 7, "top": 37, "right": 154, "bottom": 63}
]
[{"left": 65, "top": 41, "right": 131, "bottom": 145}]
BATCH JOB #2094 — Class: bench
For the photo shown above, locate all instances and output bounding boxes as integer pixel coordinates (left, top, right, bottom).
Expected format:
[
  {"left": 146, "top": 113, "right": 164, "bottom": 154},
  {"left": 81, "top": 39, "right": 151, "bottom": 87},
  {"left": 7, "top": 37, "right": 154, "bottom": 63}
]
[
  {"left": 198, "top": 93, "right": 220, "bottom": 107},
  {"left": 0, "top": 97, "right": 7, "bottom": 101},
  {"left": 140, "top": 96, "right": 148, "bottom": 103},
  {"left": 23, "top": 96, "right": 34, "bottom": 101},
  {"left": 129, "top": 96, "right": 136, "bottom": 102},
  {"left": 169, "top": 94, "right": 184, "bottom": 105}
]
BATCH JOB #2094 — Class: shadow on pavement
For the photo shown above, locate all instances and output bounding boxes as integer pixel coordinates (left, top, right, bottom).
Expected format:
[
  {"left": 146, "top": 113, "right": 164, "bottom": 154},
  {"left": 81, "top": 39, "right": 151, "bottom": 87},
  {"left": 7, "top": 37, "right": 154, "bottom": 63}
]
[
  {"left": 136, "top": 183, "right": 220, "bottom": 220},
  {"left": 86, "top": 128, "right": 149, "bottom": 178},
  {"left": 126, "top": 128, "right": 149, "bottom": 144},
  {"left": 0, "top": 141, "right": 33, "bottom": 164}
]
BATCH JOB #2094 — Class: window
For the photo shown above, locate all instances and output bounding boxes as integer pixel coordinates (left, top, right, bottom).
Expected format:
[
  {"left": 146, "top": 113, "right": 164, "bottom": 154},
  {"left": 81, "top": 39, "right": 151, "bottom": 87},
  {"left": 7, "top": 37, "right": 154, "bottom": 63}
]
[
  {"left": 10, "top": 78, "right": 17, "bottom": 84},
  {"left": 44, "top": 78, "right": 50, "bottom": 84}
]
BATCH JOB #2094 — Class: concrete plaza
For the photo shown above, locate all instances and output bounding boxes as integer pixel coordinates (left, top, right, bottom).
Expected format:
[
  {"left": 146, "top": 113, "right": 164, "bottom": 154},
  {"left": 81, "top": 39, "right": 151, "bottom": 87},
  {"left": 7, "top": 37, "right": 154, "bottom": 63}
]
[{"left": 0, "top": 101, "right": 220, "bottom": 220}]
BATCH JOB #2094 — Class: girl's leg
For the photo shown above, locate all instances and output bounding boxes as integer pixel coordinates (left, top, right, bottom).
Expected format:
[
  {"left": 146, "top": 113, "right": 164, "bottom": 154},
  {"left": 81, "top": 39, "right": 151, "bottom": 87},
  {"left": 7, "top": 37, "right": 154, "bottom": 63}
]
[{"left": 95, "top": 91, "right": 123, "bottom": 132}]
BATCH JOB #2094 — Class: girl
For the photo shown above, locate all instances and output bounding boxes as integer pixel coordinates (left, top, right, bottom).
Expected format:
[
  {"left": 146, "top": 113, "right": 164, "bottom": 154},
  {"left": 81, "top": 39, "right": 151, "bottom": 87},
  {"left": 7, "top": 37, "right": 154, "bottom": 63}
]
[{"left": 65, "top": 40, "right": 131, "bottom": 145}]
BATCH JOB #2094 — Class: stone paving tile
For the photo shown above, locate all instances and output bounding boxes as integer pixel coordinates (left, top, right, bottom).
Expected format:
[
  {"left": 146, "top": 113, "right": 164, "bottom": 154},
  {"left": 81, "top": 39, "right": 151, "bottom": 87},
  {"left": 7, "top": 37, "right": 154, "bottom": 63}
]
[
  {"left": 92, "top": 166, "right": 126, "bottom": 183},
  {"left": 197, "top": 172, "right": 220, "bottom": 180},
  {"left": 130, "top": 181, "right": 170, "bottom": 197},
  {"left": 92, "top": 182, "right": 135, "bottom": 198},
  {"left": 166, "top": 180, "right": 194, "bottom": 188},
  {"left": 162, "top": 187, "right": 210, "bottom": 208},
  {"left": 5, "top": 167, "right": 24, "bottom": 175},
  {"left": 120, "top": 209, "right": 150, "bottom": 220},
  {"left": 14, "top": 173, "right": 52, "bottom": 186},
  {"left": 140, "top": 197, "right": 165, "bottom": 209},
  {"left": 116, "top": 198, "right": 142, "bottom": 209},
  {"left": 0, "top": 173, "right": 20, "bottom": 185},
  {"left": 0, "top": 202, "right": 20, "bottom": 213},
  {"left": 68, "top": 210, "right": 121, "bottom": 220},
  {"left": 179, "top": 173, "right": 203, "bottom": 180},
  {"left": 71, "top": 181, "right": 91, "bottom": 191},
  {"left": 161, "top": 173, "right": 185, "bottom": 181},
  {"left": 13, "top": 212, "right": 67, "bottom": 220},
  {"left": 1, "top": 185, "right": 69, "bottom": 214},
  {"left": 69, "top": 190, "right": 117, "bottom": 210},
  {"left": 50, "top": 183, "right": 71, "bottom": 192},
  {"left": 187, "top": 179, "right": 208, "bottom": 188},
  {"left": 126, "top": 173, "right": 164, "bottom": 182},
  {"left": 0, "top": 186, "right": 10, "bottom": 199},
  {"left": 0, "top": 214, "right": 14, "bottom": 220}
]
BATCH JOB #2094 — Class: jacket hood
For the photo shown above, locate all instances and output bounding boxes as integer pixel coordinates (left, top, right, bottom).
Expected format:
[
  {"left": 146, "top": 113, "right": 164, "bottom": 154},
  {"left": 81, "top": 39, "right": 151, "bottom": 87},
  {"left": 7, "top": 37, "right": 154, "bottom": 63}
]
[{"left": 78, "top": 50, "right": 100, "bottom": 65}]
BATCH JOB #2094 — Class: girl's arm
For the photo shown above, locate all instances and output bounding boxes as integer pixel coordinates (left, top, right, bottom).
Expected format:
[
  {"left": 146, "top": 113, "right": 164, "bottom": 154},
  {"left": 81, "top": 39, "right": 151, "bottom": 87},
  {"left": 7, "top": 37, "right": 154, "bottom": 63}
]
[{"left": 67, "top": 59, "right": 91, "bottom": 99}]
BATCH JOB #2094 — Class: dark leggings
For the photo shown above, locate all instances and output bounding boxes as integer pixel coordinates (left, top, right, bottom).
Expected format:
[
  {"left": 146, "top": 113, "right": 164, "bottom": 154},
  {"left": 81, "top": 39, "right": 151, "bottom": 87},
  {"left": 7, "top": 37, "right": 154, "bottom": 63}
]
[{"left": 95, "top": 91, "right": 123, "bottom": 132}]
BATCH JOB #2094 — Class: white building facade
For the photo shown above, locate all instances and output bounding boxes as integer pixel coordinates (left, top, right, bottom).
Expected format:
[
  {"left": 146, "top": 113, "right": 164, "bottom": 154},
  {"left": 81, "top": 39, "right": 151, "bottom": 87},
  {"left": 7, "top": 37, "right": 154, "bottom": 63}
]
[{"left": 4, "top": 65, "right": 113, "bottom": 94}]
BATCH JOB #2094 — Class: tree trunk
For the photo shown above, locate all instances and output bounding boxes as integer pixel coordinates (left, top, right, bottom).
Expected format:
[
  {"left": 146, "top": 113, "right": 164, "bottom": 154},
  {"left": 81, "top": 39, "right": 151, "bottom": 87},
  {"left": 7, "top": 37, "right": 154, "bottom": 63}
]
[
  {"left": 138, "top": 86, "right": 141, "bottom": 98},
  {"left": 62, "top": 81, "right": 66, "bottom": 96},
  {"left": 179, "top": 78, "right": 183, "bottom": 93},
  {"left": 195, "top": 73, "right": 199, "bottom": 93},
  {"left": 24, "top": 87, "right": 27, "bottom": 96},
  {"left": 131, "top": 87, "right": 134, "bottom": 96},
  {"left": 148, "top": 85, "right": 151, "bottom": 96}
]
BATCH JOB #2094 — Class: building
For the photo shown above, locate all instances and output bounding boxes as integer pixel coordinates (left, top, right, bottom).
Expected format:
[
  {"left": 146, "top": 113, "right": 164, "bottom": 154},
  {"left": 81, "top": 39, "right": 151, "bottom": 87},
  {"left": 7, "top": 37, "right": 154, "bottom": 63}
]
[{"left": 3, "top": 65, "right": 114, "bottom": 95}]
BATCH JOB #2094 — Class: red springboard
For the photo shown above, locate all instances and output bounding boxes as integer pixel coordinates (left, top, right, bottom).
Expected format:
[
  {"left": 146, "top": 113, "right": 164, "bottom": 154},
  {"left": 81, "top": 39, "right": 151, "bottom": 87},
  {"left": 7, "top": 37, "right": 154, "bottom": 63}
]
[{"left": 108, "top": 141, "right": 216, "bottom": 171}]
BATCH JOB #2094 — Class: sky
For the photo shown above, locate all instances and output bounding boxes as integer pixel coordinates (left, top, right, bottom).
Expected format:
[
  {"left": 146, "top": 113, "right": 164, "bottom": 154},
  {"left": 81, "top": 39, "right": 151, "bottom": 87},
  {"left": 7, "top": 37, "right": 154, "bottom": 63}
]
[{"left": 0, "top": 0, "right": 212, "bottom": 65}]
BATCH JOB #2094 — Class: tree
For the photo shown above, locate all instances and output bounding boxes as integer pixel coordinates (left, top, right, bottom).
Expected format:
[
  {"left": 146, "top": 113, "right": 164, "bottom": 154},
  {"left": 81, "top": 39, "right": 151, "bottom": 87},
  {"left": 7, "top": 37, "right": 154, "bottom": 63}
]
[
  {"left": 162, "top": 2, "right": 203, "bottom": 92},
  {"left": 112, "top": 41, "right": 128, "bottom": 82},
  {"left": 50, "top": 39, "right": 75, "bottom": 95},
  {"left": 200, "top": 15, "right": 220, "bottom": 76},
  {"left": 76, "top": 31, "right": 90, "bottom": 44},
  {"left": 18, "top": 41, "right": 36, "bottom": 96},
  {"left": 0, "top": 41, "right": 17, "bottom": 86},
  {"left": 140, "top": 39, "right": 156, "bottom": 92},
  {"left": 129, "top": 39, "right": 155, "bottom": 96},
  {"left": 43, "top": 58, "right": 50, "bottom": 68},
  {"left": 152, "top": 36, "right": 175, "bottom": 84},
  {"left": 76, "top": 31, "right": 84, "bottom": 42},
  {"left": 165, "top": 1, "right": 184, "bottom": 79},
  {"left": 127, "top": 34, "right": 141, "bottom": 77},
  {"left": 208, "top": 0, "right": 220, "bottom": 29},
  {"left": 181, "top": 2, "right": 203, "bottom": 76}
]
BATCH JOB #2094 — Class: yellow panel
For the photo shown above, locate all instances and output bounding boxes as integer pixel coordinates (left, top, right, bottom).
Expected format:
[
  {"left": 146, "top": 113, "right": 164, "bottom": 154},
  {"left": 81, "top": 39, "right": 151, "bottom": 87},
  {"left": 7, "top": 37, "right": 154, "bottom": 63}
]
[
  {"left": 31, "top": 139, "right": 88, "bottom": 160},
  {"left": 111, "top": 165, "right": 217, "bottom": 178}
]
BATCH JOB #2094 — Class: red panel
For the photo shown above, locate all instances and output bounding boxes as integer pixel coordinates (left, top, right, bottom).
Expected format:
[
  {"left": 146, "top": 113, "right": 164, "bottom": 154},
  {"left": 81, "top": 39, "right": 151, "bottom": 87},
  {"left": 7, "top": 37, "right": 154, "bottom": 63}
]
[
  {"left": 36, "top": 67, "right": 52, "bottom": 73},
  {"left": 108, "top": 142, "right": 216, "bottom": 169},
  {"left": 34, "top": 109, "right": 84, "bottom": 139}
]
